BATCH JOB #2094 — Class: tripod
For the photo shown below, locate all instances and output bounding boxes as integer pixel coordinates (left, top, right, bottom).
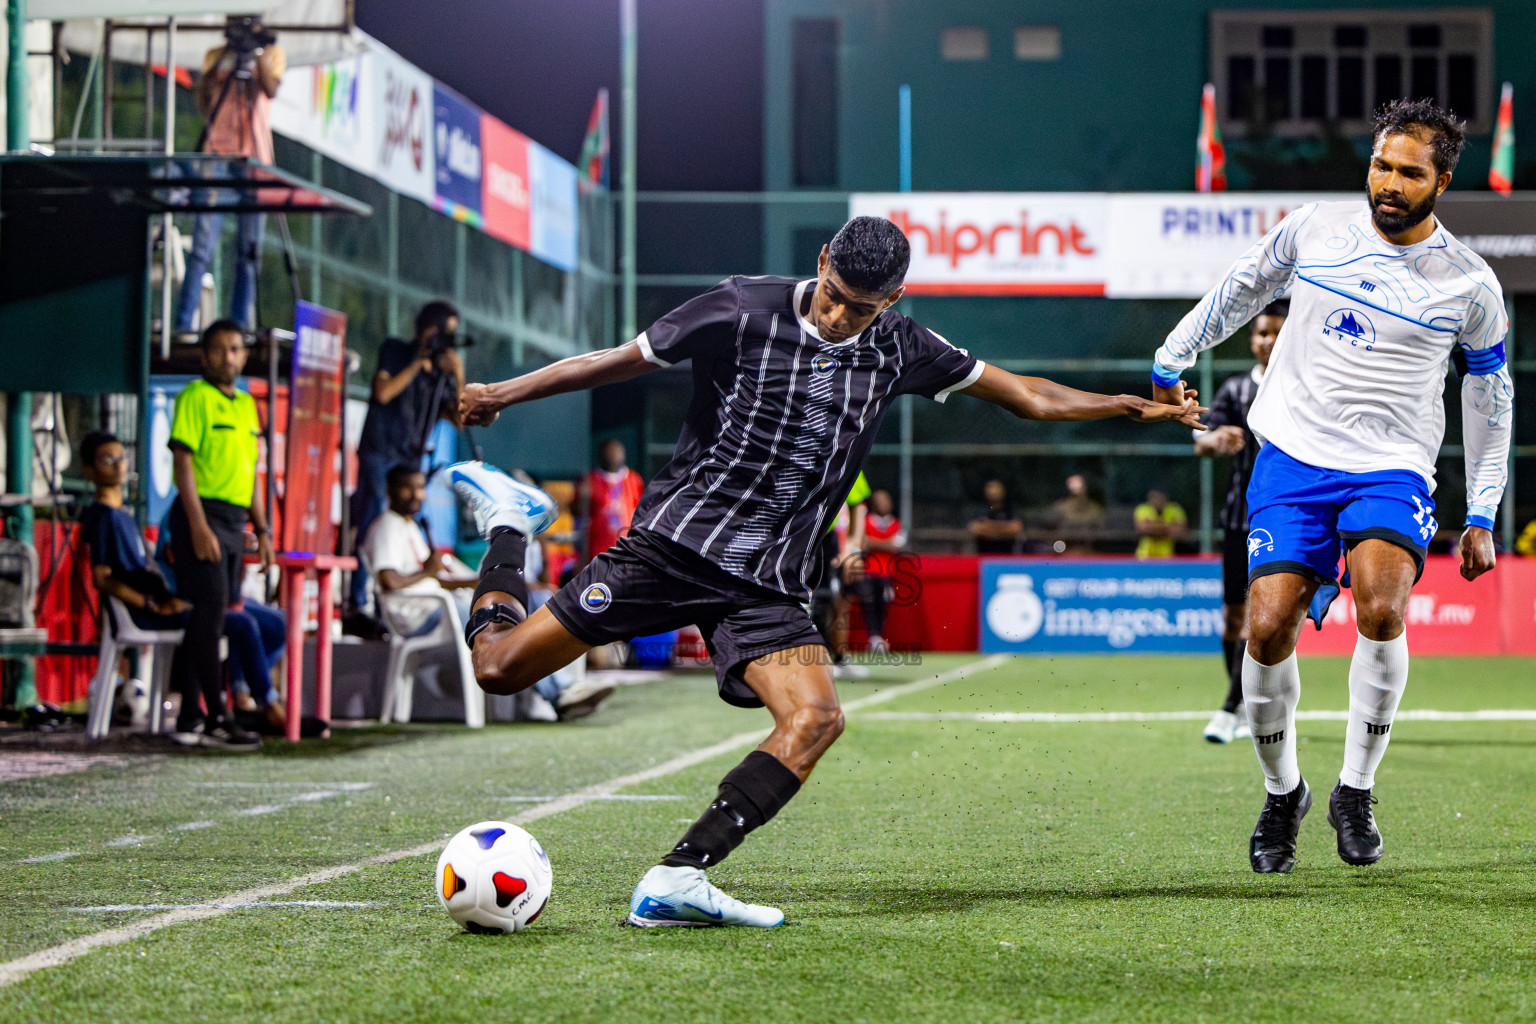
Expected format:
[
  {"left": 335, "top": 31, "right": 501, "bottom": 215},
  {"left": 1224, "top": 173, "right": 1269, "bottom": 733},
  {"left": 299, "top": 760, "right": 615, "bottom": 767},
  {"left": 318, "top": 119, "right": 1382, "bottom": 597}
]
[{"left": 193, "top": 42, "right": 303, "bottom": 318}]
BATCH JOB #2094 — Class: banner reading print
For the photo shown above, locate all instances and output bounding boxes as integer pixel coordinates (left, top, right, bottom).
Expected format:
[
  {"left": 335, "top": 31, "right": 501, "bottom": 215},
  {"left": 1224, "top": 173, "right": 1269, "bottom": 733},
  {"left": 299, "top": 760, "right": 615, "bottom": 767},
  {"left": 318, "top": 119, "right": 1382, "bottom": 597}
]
[
  {"left": 980, "top": 560, "right": 1224, "bottom": 654},
  {"left": 284, "top": 302, "right": 347, "bottom": 556}
]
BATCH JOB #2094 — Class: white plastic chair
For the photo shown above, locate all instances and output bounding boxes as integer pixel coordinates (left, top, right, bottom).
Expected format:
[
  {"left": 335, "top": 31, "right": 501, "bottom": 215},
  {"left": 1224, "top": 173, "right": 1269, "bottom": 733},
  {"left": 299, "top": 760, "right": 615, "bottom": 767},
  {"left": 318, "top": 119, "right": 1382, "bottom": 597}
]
[
  {"left": 86, "top": 596, "right": 184, "bottom": 741},
  {"left": 375, "top": 589, "right": 484, "bottom": 729}
]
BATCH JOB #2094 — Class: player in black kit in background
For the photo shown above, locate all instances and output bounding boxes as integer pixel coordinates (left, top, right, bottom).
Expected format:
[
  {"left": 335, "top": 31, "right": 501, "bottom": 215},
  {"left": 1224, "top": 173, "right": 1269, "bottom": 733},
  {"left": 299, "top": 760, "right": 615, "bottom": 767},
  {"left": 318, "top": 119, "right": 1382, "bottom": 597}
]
[
  {"left": 450, "top": 217, "right": 1207, "bottom": 928},
  {"left": 1196, "top": 300, "right": 1286, "bottom": 744}
]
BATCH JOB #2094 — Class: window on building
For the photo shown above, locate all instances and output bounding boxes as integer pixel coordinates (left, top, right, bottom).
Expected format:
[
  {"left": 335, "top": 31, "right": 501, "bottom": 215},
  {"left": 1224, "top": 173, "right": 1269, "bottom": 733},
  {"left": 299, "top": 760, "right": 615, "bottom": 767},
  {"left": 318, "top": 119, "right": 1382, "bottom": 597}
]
[
  {"left": 941, "top": 26, "right": 989, "bottom": 62},
  {"left": 792, "top": 18, "right": 840, "bottom": 188},
  {"left": 1210, "top": 9, "right": 1493, "bottom": 137},
  {"left": 1013, "top": 26, "right": 1061, "bottom": 61}
]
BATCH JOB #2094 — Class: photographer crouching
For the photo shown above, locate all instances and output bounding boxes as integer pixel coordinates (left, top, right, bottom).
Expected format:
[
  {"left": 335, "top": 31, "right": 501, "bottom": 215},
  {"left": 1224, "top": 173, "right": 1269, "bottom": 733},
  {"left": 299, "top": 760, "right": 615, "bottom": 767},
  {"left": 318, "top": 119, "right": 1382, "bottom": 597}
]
[
  {"left": 174, "top": 15, "right": 285, "bottom": 336},
  {"left": 347, "top": 300, "right": 466, "bottom": 625}
]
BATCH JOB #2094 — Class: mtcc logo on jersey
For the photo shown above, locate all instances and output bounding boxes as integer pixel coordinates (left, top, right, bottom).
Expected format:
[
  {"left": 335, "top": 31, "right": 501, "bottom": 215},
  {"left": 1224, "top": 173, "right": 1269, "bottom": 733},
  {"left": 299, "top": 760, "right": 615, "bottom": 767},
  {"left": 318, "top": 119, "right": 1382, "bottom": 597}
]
[
  {"left": 811, "top": 354, "right": 839, "bottom": 377},
  {"left": 985, "top": 573, "right": 1044, "bottom": 642},
  {"left": 580, "top": 583, "right": 613, "bottom": 613},
  {"left": 1322, "top": 307, "right": 1376, "bottom": 350}
]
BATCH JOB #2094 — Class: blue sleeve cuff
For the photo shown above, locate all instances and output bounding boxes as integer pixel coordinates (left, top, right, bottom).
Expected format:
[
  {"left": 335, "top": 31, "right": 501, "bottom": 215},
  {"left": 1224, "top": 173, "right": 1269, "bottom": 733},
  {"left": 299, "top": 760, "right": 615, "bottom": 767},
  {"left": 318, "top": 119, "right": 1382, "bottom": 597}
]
[
  {"left": 1466, "top": 506, "right": 1497, "bottom": 531},
  {"left": 1150, "top": 361, "right": 1182, "bottom": 389}
]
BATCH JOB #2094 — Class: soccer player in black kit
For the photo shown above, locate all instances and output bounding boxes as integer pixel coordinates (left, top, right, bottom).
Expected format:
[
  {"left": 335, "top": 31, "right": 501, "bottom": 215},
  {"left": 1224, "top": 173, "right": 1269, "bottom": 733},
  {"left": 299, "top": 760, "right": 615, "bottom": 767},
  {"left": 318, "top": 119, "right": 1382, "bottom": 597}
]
[
  {"left": 448, "top": 217, "right": 1205, "bottom": 927},
  {"left": 1198, "top": 300, "right": 1286, "bottom": 744}
]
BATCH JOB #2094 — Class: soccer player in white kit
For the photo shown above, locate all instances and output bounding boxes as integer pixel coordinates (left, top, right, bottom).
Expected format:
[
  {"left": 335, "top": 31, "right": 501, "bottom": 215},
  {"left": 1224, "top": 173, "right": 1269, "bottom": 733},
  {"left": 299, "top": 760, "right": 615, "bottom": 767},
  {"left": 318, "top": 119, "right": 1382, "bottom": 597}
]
[{"left": 1149, "top": 100, "right": 1513, "bottom": 873}]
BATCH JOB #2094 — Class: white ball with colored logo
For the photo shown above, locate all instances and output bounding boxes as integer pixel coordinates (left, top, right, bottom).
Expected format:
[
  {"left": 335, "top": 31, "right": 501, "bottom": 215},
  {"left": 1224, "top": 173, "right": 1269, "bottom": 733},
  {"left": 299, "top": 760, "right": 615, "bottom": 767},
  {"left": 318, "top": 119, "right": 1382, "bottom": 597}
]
[{"left": 436, "top": 821, "right": 553, "bottom": 933}]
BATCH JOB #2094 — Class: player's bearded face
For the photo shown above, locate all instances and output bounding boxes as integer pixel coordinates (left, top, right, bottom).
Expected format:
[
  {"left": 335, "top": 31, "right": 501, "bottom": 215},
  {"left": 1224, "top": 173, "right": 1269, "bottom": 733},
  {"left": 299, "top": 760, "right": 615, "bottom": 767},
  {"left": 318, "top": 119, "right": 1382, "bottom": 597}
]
[{"left": 1367, "top": 179, "right": 1437, "bottom": 236}]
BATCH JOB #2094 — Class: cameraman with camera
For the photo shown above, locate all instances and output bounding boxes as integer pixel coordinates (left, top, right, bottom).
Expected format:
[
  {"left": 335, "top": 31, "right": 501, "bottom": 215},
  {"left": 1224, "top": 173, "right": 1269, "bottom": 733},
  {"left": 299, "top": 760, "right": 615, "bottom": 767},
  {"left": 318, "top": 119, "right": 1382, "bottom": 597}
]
[
  {"left": 174, "top": 15, "right": 285, "bottom": 335},
  {"left": 347, "top": 300, "right": 466, "bottom": 619}
]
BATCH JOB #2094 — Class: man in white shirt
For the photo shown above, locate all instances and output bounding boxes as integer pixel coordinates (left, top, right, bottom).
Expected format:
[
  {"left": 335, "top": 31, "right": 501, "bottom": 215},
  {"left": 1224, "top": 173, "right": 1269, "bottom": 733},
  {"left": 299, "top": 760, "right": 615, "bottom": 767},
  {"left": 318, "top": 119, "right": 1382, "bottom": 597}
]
[
  {"left": 1150, "top": 100, "right": 1512, "bottom": 874},
  {"left": 361, "top": 465, "right": 477, "bottom": 636},
  {"left": 363, "top": 465, "right": 608, "bottom": 723}
]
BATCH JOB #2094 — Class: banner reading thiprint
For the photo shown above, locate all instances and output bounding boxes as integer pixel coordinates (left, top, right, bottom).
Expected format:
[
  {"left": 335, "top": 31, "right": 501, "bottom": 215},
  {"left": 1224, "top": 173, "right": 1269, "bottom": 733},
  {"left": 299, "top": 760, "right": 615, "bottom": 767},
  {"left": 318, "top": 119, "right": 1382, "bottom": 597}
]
[
  {"left": 284, "top": 302, "right": 347, "bottom": 556},
  {"left": 851, "top": 192, "right": 1109, "bottom": 295},
  {"left": 433, "top": 83, "right": 483, "bottom": 225},
  {"left": 980, "top": 560, "right": 1224, "bottom": 654}
]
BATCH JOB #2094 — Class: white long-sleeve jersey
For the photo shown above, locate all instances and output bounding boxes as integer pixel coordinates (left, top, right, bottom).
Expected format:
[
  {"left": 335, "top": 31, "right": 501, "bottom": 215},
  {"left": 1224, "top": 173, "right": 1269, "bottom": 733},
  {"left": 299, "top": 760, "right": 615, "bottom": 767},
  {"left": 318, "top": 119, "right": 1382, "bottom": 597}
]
[{"left": 1153, "top": 200, "right": 1513, "bottom": 530}]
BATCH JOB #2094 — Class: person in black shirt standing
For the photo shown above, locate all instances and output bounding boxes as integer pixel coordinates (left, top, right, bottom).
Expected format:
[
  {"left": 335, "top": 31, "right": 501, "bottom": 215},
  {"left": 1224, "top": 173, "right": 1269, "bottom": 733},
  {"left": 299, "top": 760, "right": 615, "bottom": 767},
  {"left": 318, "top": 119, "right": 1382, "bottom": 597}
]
[
  {"left": 349, "top": 300, "right": 465, "bottom": 616},
  {"left": 449, "top": 217, "right": 1206, "bottom": 928},
  {"left": 1196, "top": 300, "right": 1285, "bottom": 744}
]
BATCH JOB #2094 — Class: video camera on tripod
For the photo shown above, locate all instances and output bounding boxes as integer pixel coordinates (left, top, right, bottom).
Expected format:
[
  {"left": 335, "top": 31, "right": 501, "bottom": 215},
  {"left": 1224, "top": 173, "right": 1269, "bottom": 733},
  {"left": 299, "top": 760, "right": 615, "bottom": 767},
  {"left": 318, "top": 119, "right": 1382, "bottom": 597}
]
[{"left": 222, "top": 15, "right": 277, "bottom": 57}]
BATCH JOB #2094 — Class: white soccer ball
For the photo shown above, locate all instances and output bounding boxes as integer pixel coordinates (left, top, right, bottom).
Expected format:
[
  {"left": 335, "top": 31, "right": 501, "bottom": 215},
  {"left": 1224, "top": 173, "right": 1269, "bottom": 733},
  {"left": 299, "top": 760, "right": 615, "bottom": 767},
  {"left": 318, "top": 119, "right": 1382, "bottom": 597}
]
[{"left": 435, "top": 821, "right": 553, "bottom": 933}]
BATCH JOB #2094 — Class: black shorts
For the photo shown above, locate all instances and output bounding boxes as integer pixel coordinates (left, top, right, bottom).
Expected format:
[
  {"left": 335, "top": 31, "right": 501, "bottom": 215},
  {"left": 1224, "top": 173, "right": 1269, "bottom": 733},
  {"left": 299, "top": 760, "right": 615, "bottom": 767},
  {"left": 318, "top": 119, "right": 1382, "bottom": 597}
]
[
  {"left": 546, "top": 529, "right": 825, "bottom": 708},
  {"left": 1222, "top": 525, "right": 1249, "bottom": 606}
]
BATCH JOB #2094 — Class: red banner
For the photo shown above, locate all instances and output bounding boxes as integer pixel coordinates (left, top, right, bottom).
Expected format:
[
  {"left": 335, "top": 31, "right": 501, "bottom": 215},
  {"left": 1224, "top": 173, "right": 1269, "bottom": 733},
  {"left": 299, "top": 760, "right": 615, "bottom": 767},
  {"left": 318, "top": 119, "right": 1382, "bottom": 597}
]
[
  {"left": 480, "top": 113, "right": 530, "bottom": 251},
  {"left": 1295, "top": 556, "right": 1535, "bottom": 656},
  {"left": 284, "top": 301, "right": 347, "bottom": 556}
]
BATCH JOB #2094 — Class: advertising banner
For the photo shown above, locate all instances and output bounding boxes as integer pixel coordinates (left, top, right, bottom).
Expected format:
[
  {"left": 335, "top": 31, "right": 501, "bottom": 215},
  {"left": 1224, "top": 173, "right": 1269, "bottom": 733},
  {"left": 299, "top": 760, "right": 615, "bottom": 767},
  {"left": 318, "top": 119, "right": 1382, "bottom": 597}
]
[
  {"left": 481, "top": 113, "right": 531, "bottom": 251},
  {"left": 979, "top": 559, "right": 1224, "bottom": 654},
  {"left": 268, "top": 51, "right": 372, "bottom": 175},
  {"left": 371, "top": 41, "right": 435, "bottom": 205},
  {"left": 1103, "top": 193, "right": 1350, "bottom": 297},
  {"left": 851, "top": 192, "right": 1107, "bottom": 295},
  {"left": 284, "top": 301, "right": 348, "bottom": 556},
  {"left": 849, "top": 192, "right": 1368, "bottom": 299},
  {"left": 270, "top": 30, "right": 581, "bottom": 273},
  {"left": 529, "top": 141, "right": 579, "bottom": 272},
  {"left": 1294, "top": 556, "right": 1534, "bottom": 657},
  {"left": 432, "top": 83, "right": 483, "bottom": 226}
]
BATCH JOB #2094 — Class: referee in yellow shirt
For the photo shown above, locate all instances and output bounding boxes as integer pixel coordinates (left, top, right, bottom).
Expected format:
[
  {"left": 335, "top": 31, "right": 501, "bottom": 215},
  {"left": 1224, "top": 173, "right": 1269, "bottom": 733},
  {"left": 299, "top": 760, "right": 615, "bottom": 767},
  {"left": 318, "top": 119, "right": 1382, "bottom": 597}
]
[{"left": 167, "top": 320, "right": 274, "bottom": 750}]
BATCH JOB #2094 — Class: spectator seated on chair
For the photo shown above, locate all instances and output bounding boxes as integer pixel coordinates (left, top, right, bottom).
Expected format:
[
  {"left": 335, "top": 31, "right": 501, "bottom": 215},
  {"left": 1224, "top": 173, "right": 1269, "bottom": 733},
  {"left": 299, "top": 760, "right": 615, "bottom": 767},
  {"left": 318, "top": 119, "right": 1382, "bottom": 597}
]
[
  {"left": 360, "top": 465, "right": 478, "bottom": 635},
  {"left": 78, "top": 431, "right": 191, "bottom": 632},
  {"left": 225, "top": 599, "right": 288, "bottom": 731}
]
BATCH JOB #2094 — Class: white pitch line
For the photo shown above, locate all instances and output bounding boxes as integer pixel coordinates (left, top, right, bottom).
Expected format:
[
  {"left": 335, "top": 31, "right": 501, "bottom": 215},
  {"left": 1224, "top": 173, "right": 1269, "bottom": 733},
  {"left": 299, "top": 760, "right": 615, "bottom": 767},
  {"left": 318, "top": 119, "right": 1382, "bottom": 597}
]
[
  {"left": 498, "top": 794, "right": 686, "bottom": 803},
  {"left": 0, "top": 656, "right": 999, "bottom": 990},
  {"left": 70, "top": 901, "right": 381, "bottom": 913},
  {"left": 186, "top": 782, "right": 376, "bottom": 790},
  {"left": 858, "top": 709, "right": 1536, "bottom": 723},
  {"left": 17, "top": 852, "right": 78, "bottom": 864}
]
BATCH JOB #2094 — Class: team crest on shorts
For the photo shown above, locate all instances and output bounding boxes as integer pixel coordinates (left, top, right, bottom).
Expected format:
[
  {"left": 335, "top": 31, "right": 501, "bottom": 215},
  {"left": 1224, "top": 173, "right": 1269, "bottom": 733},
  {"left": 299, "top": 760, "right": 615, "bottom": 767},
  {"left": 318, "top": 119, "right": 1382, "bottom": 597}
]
[
  {"left": 811, "top": 354, "right": 839, "bottom": 377},
  {"left": 1247, "top": 528, "right": 1275, "bottom": 558},
  {"left": 1322, "top": 308, "right": 1376, "bottom": 351},
  {"left": 580, "top": 583, "right": 613, "bottom": 613}
]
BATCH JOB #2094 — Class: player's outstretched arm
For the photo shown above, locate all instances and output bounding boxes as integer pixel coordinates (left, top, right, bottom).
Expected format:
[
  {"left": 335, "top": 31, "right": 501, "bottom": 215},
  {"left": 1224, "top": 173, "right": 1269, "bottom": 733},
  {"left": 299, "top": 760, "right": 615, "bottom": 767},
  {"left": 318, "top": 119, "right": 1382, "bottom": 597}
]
[
  {"left": 460, "top": 340, "right": 659, "bottom": 426},
  {"left": 960, "top": 364, "right": 1206, "bottom": 427}
]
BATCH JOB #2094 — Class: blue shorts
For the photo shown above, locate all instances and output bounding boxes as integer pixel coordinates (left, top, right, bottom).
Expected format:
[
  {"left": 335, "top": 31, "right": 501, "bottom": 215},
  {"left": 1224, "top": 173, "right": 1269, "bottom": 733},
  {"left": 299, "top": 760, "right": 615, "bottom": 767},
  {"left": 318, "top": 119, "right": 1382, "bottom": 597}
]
[{"left": 1246, "top": 445, "right": 1435, "bottom": 592}]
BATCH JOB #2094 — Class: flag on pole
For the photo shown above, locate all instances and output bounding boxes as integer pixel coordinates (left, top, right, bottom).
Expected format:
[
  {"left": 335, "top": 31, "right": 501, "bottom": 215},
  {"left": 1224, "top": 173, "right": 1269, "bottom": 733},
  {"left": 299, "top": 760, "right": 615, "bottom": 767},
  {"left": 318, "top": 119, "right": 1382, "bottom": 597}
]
[
  {"left": 1490, "top": 82, "right": 1514, "bottom": 195},
  {"left": 1196, "top": 82, "right": 1227, "bottom": 193},
  {"left": 580, "top": 88, "right": 611, "bottom": 189}
]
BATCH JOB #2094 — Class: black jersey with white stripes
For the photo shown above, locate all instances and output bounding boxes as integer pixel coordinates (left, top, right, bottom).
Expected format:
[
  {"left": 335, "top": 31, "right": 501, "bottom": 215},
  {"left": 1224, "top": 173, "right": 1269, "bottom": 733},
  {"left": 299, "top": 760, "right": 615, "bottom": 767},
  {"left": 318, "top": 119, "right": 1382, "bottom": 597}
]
[{"left": 631, "top": 275, "right": 982, "bottom": 599}]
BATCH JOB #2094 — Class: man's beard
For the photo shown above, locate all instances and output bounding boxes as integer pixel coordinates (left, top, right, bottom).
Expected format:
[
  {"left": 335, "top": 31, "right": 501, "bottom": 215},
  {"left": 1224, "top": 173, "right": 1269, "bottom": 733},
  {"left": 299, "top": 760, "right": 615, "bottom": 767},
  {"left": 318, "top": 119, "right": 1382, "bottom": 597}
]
[{"left": 1368, "top": 183, "right": 1437, "bottom": 237}]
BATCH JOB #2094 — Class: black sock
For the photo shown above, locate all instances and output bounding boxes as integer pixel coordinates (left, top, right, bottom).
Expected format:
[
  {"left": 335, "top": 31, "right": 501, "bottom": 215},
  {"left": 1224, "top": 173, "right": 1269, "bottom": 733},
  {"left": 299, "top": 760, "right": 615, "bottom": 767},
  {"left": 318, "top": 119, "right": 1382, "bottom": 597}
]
[
  {"left": 661, "top": 751, "right": 802, "bottom": 869},
  {"left": 472, "top": 527, "right": 530, "bottom": 611},
  {"left": 1223, "top": 639, "right": 1247, "bottom": 713}
]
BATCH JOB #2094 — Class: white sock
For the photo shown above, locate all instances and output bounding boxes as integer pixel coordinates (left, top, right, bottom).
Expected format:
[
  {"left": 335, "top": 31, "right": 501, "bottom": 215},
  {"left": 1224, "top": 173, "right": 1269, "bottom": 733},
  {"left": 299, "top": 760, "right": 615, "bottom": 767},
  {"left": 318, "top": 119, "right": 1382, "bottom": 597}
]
[
  {"left": 1340, "top": 631, "right": 1409, "bottom": 791},
  {"left": 1242, "top": 651, "right": 1302, "bottom": 795}
]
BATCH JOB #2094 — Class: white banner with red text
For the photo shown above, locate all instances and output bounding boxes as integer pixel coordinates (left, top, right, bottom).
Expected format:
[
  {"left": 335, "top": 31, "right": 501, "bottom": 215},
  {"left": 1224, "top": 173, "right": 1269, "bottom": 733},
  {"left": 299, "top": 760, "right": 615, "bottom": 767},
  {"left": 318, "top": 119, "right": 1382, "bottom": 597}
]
[{"left": 849, "top": 192, "right": 1354, "bottom": 298}]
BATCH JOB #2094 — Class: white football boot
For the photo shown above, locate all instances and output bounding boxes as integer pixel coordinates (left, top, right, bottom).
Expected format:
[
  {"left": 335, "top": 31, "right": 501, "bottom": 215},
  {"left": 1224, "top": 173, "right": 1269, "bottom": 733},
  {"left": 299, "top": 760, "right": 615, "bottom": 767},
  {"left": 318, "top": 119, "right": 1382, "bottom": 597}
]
[
  {"left": 1234, "top": 704, "right": 1252, "bottom": 741},
  {"left": 1203, "top": 708, "right": 1240, "bottom": 744},
  {"left": 446, "top": 461, "right": 558, "bottom": 540},
  {"left": 627, "top": 865, "right": 785, "bottom": 928}
]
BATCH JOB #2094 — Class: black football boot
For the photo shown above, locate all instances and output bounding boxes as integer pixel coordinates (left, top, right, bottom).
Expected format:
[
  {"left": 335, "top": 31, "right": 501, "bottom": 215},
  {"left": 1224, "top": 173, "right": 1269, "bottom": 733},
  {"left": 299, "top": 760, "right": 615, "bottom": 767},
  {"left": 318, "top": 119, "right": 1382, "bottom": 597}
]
[
  {"left": 1327, "top": 783, "right": 1384, "bottom": 865},
  {"left": 1249, "top": 778, "right": 1312, "bottom": 873}
]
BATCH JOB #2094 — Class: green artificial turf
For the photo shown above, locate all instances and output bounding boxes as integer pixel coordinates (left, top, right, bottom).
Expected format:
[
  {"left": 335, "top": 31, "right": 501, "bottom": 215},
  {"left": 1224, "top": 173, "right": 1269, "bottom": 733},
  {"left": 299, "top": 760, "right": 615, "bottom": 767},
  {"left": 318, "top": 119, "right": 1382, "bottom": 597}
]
[{"left": 3, "top": 654, "right": 1534, "bottom": 1023}]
